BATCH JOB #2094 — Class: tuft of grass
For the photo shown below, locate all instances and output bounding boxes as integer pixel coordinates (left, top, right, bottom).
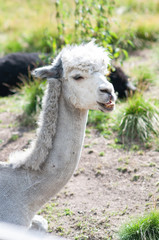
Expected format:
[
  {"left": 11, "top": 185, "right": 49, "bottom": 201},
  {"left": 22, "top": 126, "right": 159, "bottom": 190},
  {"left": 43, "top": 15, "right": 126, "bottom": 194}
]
[
  {"left": 9, "top": 134, "right": 19, "bottom": 142},
  {"left": 64, "top": 208, "right": 73, "bottom": 216},
  {"left": 20, "top": 78, "right": 46, "bottom": 116},
  {"left": 131, "top": 175, "right": 140, "bottom": 182},
  {"left": 17, "top": 77, "right": 46, "bottom": 127},
  {"left": 118, "top": 95, "right": 159, "bottom": 143},
  {"left": 118, "top": 210, "right": 159, "bottom": 240},
  {"left": 116, "top": 167, "right": 127, "bottom": 174},
  {"left": 99, "top": 152, "right": 105, "bottom": 157}
]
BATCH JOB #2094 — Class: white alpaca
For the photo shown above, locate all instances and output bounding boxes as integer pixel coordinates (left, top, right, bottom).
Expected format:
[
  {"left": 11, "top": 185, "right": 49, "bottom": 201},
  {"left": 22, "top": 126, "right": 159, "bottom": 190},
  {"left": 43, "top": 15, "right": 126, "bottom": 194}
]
[{"left": 0, "top": 42, "right": 116, "bottom": 228}]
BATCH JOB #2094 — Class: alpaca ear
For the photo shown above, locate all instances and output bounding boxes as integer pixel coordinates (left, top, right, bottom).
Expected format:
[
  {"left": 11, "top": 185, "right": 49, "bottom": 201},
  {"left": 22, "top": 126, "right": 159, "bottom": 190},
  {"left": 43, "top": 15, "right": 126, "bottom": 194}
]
[{"left": 32, "top": 58, "right": 63, "bottom": 79}]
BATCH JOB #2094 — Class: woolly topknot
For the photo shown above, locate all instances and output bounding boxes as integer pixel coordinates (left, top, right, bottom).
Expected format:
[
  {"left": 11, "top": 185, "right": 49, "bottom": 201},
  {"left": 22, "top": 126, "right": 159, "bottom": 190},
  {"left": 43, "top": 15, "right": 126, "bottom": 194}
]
[{"left": 59, "top": 41, "right": 110, "bottom": 76}]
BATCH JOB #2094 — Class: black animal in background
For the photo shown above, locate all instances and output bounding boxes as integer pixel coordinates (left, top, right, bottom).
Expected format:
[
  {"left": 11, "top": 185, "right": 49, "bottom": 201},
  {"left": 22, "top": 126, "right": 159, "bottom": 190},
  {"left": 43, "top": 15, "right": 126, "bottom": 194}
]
[
  {"left": 0, "top": 52, "right": 44, "bottom": 96},
  {"left": 0, "top": 52, "right": 136, "bottom": 98},
  {"left": 108, "top": 66, "right": 136, "bottom": 99}
]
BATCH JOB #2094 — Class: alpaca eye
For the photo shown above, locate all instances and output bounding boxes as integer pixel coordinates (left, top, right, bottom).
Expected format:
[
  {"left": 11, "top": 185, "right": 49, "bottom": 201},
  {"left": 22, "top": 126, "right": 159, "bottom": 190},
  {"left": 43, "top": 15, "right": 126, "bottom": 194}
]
[{"left": 73, "top": 75, "right": 84, "bottom": 80}]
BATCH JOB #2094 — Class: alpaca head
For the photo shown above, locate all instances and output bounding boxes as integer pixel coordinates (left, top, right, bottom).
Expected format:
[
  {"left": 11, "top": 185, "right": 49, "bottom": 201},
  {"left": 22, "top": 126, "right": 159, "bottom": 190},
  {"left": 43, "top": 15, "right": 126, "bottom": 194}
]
[{"left": 32, "top": 42, "right": 116, "bottom": 112}]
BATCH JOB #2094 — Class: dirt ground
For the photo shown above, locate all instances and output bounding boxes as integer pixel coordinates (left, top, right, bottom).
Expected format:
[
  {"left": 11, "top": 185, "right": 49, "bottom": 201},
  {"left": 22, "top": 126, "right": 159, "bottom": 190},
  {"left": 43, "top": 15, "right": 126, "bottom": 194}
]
[{"left": 0, "top": 46, "right": 159, "bottom": 240}]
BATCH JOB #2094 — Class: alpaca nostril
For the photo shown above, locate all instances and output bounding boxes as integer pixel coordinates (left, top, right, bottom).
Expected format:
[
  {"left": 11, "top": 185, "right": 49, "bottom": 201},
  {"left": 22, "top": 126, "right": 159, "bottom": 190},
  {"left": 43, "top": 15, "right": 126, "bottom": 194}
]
[
  {"left": 99, "top": 86, "right": 114, "bottom": 102},
  {"left": 99, "top": 87, "right": 113, "bottom": 96},
  {"left": 99, "top": 83, "right": 113, "bottom": 95},
  {"left": 100, "top": 89, "right": 111, "bottom": 94}
]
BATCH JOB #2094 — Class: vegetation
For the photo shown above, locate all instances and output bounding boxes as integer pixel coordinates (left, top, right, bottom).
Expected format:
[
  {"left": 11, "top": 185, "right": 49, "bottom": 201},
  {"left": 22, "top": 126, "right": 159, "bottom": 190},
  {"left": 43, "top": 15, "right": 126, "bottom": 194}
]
[
  {"left": 131, "top": 65, "right": 156, "bottom": 91},
  {"left": 1, "top": 0, "right": 159, "bottom": 54},
  {"left": 118, "top": 210, "right": 159, "bottom": 240},
  {"left": 54, "top": 0, "right": 129, "bottom": 59},
  {"left": 117, "top": 95, "right": 159, "bottom": 143},
  {"left": 87, "top": 110, "right": 113, "bottom": 137},
  {"left": 21, "top": 78, "right": 46, "bottom": 116},
  {"left": 15, "top": 77, "right": 46, "bottom": 127}
]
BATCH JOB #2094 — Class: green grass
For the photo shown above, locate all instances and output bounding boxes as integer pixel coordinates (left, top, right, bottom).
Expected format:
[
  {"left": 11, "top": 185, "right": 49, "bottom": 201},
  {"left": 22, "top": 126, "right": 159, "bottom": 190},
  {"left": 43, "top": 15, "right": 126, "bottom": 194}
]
[
  {"left": 87, "top": 110, "right": 114, "bottom": 137},
  {"left": 38, "top": 200, "right": 113, "bottom": 239},
  {"left": 1, "top": 0, "right": 159, "bottom": 55},
  {"left": 0, "top": 95, "right": 24, "bottom": 114},
  {"left": 131, "top": 65, "right": 156, "bottom": 91},
  {"left": 117, "top": 95, "right": 159, "bottom": 143},
  {"left": 118, "top": 210, "right": 159, "bottom": 240},
  {"left": 116, "top": 0, "right": 159, "bottom": 13},
  {"left": 135, "top": 20, "right": 159, "bottom": 42},
  {"left": 9, "top": 134, "right": 19, "bottom": 142},
  {"left": 20, "top": 78, "right": 46, "bottom": 116},
  {"left": 0, "top": 0, "right": 74, "bottom": 54},
  {"left": 13, "top": 77, "right": 46, "bottom": 127},
  {"left": 0, "top": 0, "right": 57, "bottom": 53},
  {"left": 112, "top": 13, "right": 159, "bottom": 51},
  {"left": 2, "top": 28, "right": 56, "bottom": 54}
]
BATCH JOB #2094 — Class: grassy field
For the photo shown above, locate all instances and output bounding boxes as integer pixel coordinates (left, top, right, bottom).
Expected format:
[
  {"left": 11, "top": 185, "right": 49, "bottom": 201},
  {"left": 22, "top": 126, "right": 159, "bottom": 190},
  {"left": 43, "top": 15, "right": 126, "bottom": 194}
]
[{"left": 0, "top": 0, "right": 159, "bottom": 54}]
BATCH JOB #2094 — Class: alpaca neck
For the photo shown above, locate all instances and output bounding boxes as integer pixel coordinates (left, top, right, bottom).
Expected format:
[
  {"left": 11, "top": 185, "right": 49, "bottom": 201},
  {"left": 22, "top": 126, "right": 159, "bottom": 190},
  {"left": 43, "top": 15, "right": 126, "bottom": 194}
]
[
  {"left": 26, "top": 95, "right": 88, "bottom": 215},
  {"left": 47, "top": 94, "right": 88, "bottom": 170},
  {"left": 0, "top": 90, "right": 88, "bottom": 227}
]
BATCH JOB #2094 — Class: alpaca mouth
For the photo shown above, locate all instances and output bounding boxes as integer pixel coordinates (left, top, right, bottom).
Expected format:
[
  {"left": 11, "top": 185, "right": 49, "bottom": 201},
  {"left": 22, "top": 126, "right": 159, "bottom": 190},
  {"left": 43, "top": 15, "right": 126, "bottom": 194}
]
[{"left": 97, "top": 101, "right": 115, "bottom": 112}]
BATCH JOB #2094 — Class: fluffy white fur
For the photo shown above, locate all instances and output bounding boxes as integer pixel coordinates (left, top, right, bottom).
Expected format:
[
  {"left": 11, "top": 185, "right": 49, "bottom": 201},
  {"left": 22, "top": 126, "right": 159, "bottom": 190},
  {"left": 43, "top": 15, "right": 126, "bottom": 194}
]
[
  {"left": 9, "top": 79, "right": 61, "bottom": 170},
  {"left": 0, "top": 42, "right": 116, "bottom": 229},
  {"left": 61, "top": 41, "right": 110, "bottom": 75}
]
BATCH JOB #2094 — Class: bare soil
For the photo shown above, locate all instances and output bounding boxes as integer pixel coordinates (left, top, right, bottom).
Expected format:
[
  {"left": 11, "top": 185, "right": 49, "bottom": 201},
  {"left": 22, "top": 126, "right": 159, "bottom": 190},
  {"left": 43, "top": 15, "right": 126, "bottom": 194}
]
[{"left": 0, "top": 46, "right": 159, "bottom": 240}]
